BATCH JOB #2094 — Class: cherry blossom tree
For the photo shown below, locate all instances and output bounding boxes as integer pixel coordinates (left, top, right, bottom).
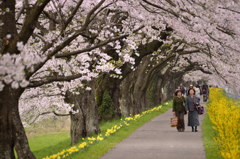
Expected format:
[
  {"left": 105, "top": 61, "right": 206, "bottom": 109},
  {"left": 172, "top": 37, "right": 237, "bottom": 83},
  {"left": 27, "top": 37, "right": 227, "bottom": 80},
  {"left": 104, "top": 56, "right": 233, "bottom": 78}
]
[
  {"left": 1, "top": 0, "right": 240, "bottom": 158},
  {"left": 0, "top": 0, "right": 146, "bottom": 158}
]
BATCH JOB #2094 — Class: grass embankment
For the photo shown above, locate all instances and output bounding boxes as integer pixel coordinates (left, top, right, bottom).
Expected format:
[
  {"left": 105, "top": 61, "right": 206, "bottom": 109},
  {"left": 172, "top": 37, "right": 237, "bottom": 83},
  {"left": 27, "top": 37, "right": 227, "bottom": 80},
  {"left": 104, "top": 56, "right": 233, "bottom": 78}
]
[
  {"left": 202, "top": 88, "right": 240, "bottom": 159},
  {"left": 28, "top": 102, "right": 172, "bottom": 159},
  {"left": 202, "top": 114, "right": 223, "bottom": 159}
]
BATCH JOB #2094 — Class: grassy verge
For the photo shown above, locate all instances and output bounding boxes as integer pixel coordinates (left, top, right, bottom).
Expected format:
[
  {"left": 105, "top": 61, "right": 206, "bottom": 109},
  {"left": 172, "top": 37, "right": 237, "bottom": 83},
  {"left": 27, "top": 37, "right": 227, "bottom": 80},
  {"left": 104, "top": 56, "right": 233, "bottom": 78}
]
[
  {"left": 29, "top": 102, "right": 171, "bottom": 159},
  {"left": 202, "top": 114, "right": 222, "bottom": 159},
  {"left": 29, "top": 132, "right": 70, "bottom": 158}
]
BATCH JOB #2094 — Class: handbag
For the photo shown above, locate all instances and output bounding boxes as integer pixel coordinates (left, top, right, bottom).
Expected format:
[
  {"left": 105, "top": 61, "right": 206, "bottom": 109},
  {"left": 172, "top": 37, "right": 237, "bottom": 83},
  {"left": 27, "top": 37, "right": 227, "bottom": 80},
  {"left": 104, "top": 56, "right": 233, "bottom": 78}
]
[
  {"left": 170, "top": 117, "right": 178, "bottom": 127},
  {"left": 196, "top": 104, "right": 204, "bottom": 115},
  {"left": 194, "top": 102, "right": 204, "bottom": 115},
  {"left": 191, "top": 96, "right": 204, "bottom": 115}
]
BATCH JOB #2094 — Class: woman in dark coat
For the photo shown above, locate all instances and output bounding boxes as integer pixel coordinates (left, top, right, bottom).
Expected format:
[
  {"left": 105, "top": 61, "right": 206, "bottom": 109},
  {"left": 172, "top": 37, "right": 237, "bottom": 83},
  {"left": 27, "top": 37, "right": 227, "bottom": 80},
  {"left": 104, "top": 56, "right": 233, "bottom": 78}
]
[
  {"left": 172, "top": 90, "right": 186, "bottom": 132},
  {"left": 185, "top": 88, "right": 200, "bottom": 132}
]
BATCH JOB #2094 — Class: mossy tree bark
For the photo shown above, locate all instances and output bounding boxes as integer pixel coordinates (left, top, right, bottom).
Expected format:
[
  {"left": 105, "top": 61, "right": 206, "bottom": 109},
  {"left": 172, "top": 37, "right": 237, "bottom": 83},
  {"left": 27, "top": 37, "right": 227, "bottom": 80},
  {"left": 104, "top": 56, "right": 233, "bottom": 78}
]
[{"left": 65, "top": 81, "right": 100, "bottom": 145}]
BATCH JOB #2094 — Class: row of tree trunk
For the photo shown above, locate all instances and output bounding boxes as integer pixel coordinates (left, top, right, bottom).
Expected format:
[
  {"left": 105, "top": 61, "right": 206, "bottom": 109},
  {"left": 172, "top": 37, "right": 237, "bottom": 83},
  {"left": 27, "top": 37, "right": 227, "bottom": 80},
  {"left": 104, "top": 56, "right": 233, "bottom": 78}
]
[
  {"left": 68, "top": 54, "right": 189, "bottom": 145},
  {"left": 65, "top": 32, "right": 197, "bottom": 146}
]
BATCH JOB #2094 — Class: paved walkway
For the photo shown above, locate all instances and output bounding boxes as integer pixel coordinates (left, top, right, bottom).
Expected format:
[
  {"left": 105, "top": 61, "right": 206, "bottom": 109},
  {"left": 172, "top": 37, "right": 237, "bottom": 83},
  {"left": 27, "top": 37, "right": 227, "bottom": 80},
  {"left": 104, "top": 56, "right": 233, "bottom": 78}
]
[{"left": 100, "top": 106, "right": 206, "bottom": 159}]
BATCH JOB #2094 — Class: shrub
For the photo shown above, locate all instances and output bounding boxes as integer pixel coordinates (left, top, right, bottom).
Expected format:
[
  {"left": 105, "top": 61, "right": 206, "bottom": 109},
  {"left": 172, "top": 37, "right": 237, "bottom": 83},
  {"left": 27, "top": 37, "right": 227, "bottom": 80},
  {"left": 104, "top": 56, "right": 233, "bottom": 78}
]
[{"left": 98, "top": 90, "right": 114, "bottom": 120}]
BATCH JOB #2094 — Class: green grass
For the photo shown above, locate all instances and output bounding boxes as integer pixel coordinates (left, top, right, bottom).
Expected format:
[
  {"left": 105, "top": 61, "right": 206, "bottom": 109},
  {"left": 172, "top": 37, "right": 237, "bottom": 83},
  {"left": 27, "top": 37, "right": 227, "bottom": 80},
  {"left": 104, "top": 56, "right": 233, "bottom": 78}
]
[
  {"left": 29, "top": 102, "right": 172, "bottom": 159},
  {"left": 29, "top": 132, "right": 70, "bottom": 158},
  {"left": 202, "top": 114, "right": 222, "bottom": 159}
]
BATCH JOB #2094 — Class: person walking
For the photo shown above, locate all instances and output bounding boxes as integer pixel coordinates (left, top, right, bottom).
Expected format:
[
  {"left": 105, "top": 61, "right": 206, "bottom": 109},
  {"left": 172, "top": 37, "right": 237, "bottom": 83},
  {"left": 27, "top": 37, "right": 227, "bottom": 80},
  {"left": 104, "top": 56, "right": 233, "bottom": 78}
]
[
  {"left": 185, "top": 88, "right": 200, "bottom": 132},
  {"left": 180, "top": 84, "right": 186, "bottom": 96},
  {"left": 195, "top": 85, "right": 201, "bottom": 100},
  {"left": 186, "top": 85, "right": 194, "bottom": 96},
  {"left": 172, "top": 90, "right": 186, "bottom": 132},
  {"left": 202, "top": 84, "right": 209, "bottom": 102}
]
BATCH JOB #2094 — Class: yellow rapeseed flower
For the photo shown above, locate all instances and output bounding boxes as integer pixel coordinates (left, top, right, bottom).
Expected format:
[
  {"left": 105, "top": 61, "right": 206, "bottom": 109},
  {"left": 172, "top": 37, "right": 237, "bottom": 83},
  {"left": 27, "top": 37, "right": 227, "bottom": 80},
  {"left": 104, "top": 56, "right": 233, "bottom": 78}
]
[{"left": 208, "top": 88, "right": 240, "bottom": 159}]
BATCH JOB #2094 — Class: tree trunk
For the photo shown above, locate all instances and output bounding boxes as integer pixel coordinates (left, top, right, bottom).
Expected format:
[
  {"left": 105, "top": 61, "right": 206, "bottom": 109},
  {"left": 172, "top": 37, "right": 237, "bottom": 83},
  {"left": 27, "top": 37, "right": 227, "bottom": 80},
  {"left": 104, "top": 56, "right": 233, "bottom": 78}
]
[
  {"left": 146, "top": 75, "right": 163, "bottom": 107},
  {"left": 0, "top": 86, "right": 35, "bottom": 159},
  {"left": 96, "top": 75, "right": 122, "bottom": 120},
  {"left": 65, "top": 82, "right": 100, "bottom": 145},
  {"left": 119, "top": 75, "right": 133, "bottom": 116},
  {"left": 159, "top": 71, "right": 183, "bottom": 102},
  {"left": 120, "top": 56, "right": 151, "bottom": 115},
  {"left": 129, "top": 54, "right": 178, "bottom": 113},
  {"left": 110, "top": 79, "right": 122, "bottom": 119},
  {"left": 0, "top": 0, "right": 17, "bottom": 53}
]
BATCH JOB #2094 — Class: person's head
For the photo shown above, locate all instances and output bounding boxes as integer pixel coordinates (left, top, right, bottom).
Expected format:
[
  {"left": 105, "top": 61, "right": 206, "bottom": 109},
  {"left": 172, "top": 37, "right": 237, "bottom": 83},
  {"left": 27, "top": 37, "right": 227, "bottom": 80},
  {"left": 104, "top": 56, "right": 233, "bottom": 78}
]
[
  {"left": 175, "top": 89, "right": 182, "bottom": 97},
  {"left": 188, "top": 88, "right": 195, "bottom": 96},
  {"left": 189, "top": 84, "right": 193, "bottom": 88}
]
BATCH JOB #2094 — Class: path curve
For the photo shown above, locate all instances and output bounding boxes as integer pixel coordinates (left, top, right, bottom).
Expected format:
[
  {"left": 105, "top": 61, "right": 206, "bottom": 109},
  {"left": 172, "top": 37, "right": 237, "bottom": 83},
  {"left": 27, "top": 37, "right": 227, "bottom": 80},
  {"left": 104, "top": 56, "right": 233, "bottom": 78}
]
[{"left": 100, "top": 105, "right": 206, "bottom": 159}]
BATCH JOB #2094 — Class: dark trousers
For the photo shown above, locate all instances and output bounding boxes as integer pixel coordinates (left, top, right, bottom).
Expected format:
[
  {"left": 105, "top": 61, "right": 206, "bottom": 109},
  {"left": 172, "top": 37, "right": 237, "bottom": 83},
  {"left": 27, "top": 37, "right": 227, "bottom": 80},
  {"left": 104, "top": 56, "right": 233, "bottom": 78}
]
[{"left": 176, "top": 112, "right": 185, "bottom": 131}]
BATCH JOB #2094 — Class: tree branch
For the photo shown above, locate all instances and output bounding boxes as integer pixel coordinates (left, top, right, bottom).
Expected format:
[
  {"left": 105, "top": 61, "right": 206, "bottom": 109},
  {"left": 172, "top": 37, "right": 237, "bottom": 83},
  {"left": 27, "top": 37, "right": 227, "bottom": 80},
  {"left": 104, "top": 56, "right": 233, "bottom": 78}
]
[
  {"left": 27, "top": 0, "right": 108, "bottom": 79},
  {"left": 43, "top": 10, "right": 59, "bottom": 24},
  {"left": 89, "top": 2, "right": 114, "bottom": 24},
  {"left": 29, "top": 111, "right": 52, "bottom": 125},
  {"left": 219, "top": 7, "right": 240, "bottom": 14},
  {"left": 53, "top": 111, "right": 71, "bottom": 116},
  {"left": 61, "top": 0, "right": 84, "bottom": 33},
  {"left": 210, "top": 61, "right": 228, "bottom": 84},
  {"left": 55, "top": 25, "right": 144, "bottom": 58},
  {"left": 29, "top": 111, "right": 70, "bottom": 125},
  {"left": 8, "top": 0, "right": 51, "bottom": 54},
  {"left": 81, "top": 0, "right": 106, "bottom": 30},
  {"left": 184, "top": 57, "right": 212, "bottom": 74},
  {"left": 28, "top": 73, "right": 83, "bottom": 88},
  {"left": 142, "top": 0, "right": 179, "bottom": 18}
]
